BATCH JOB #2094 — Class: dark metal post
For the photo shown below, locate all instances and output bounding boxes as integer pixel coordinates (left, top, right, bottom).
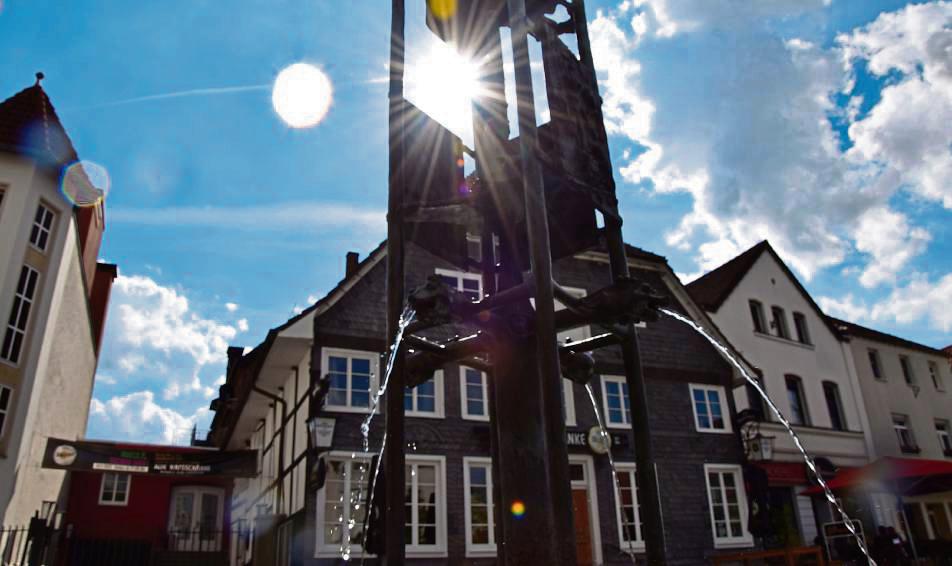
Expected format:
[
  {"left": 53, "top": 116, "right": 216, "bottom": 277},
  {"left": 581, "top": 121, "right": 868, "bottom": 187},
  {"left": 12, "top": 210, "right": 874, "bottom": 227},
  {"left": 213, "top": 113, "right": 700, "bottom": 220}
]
[
  {"left": 385, "top": 1, "right": 407, "bottom": 563},
  {"left": 569, "top": 0, "right": 669, "bottom": 559},
  {"left": 604, "top": 218, "right": 667, "bottom": 565},
  {"left": 471, "top": 24, "right": 510, "bottom": 566},
  {"left": 504, "top": 1, "right": 577, "bottom": 563}
]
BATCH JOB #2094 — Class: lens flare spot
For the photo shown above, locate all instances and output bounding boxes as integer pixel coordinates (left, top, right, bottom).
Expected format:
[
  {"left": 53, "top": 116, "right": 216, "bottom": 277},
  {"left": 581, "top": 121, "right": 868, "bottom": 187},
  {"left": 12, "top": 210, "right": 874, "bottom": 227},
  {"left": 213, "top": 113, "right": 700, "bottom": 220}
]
[
  {"left": 61, "top": 160, "right": 110, "bottom": 207},
  {"left": 272, "top": 63, "right": 333, "bottom": 129},
  {"left": 477, "top": 310, "right": 491, "bottom": 323},
  {"left": 510, "top": 500, "right": 526, "bottom": 518},
  {"left": 428, "top": 0, "right": 457, "bottom": 20}
]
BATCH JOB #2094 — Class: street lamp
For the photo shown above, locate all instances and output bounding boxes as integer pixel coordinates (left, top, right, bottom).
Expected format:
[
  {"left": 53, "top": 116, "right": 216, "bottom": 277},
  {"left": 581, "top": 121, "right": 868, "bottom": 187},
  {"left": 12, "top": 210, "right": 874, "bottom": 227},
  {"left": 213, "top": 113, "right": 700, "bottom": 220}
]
[
  {"left": 748, "top": 433, "right": 775, "bottom": 461},
  {"left": 737, "top": 408, "right": 775, "bottom": 461},
  {"left": 306, "top": 374, "right": 334, "bottom": 450}
]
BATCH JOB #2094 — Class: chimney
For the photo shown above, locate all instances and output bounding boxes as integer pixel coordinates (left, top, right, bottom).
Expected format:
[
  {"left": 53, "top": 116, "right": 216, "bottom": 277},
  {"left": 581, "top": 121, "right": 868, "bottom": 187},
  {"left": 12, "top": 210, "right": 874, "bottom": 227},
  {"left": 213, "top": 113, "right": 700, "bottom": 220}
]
[{"left": 346, "top": 252, "right": 359, "bottom": 277}]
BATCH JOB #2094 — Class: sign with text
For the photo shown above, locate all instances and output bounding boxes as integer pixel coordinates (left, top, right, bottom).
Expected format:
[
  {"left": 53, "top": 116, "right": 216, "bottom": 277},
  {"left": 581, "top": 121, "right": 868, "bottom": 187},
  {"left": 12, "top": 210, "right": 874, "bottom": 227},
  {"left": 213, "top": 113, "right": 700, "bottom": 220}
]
[
  {"left": 41, "top": 438, "right": 257, "bottom": 478},
  {"left": 566, "top": 429, "right": 627, "bottom": 454}
]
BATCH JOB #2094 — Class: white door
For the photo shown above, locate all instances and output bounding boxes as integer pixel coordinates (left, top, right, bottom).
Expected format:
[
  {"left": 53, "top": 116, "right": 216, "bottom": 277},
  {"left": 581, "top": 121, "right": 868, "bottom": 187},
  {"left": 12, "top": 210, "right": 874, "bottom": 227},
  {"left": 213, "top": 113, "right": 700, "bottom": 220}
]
[{"left": 168, "top": 486, "right": 225, "bottom": 552}]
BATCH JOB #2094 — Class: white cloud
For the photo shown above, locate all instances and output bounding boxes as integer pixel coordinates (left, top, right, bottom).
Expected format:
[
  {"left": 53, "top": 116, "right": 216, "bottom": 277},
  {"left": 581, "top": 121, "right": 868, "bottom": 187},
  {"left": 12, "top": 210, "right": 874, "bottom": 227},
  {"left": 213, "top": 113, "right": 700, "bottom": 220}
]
[
  {"left": 820, "top": 273, "right": 952, "bottom": 332},
  {"left": 818, "top": 293, "right": 870, "bottom": 322},
  {"left": 96, "top": 374, "right": 117, "bottom": 386},
  {"left": 109, "top": 275, "right": 237, "bottom": 367},
  {"left": 868, "top": 273, "right": 952, "bottom": 332},
  {"left": 225, "top": 302, "right": 239, "bottom": 312},
  {"left": 596, "top": 1, "right": 947, "bottom": 287},
  {"left": 840, "top": 2, "right": 952, "bottom": 209},
  {"left": 624, "top": 0, "right": 830, "bottom": 39},
  {"left": 88, "top": 390, "right": 207, "bottom": 445},
  {"left": 853, "top": 207, "right": 930, "bottom": 288},
  {"left": 97, "top": 274, "right": 238, "bottom": 404}
]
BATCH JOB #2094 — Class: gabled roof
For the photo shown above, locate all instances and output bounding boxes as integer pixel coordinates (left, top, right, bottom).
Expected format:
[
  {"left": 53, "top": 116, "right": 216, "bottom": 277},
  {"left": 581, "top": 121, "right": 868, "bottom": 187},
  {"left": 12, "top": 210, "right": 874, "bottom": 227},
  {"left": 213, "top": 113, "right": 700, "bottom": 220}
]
[
  {"left": 0, "top": 74, "right": 80, "bottom": 168},
  {"left": 827, "top": 316, "right": 947, "bottom": 357},
  {"left": 685, "top": 241, "right": 770, "bottom": 311},
  {"left": 686, "top": 240, "right": 844, "bottom": 340},
  {"left": 208, "top": 241, "right": 388, "bottom": 448}
]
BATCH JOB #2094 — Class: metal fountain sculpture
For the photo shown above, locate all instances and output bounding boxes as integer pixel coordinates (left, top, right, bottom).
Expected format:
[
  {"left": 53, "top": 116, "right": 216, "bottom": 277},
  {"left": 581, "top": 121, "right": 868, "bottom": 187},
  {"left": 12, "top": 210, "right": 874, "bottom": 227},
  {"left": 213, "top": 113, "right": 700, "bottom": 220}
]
[{"left": 378, "top": 1, "right": 668, "bottom": 564}]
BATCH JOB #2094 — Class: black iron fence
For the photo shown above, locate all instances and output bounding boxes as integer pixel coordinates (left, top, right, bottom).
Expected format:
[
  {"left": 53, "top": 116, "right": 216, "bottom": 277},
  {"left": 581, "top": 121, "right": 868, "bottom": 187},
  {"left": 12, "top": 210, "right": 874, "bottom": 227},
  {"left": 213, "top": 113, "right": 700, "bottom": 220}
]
[
  {"left": 1, "top": 520, "right": 58, "bottom": 566},
  {"left": 63, "top": 526, "right": 248, "bottom": 566},
  {"left": 1, "top": 525, "right": 32, "bottom": 566},
  {"left": 1, "top": 522, "right": 251, "bottom": 566}
]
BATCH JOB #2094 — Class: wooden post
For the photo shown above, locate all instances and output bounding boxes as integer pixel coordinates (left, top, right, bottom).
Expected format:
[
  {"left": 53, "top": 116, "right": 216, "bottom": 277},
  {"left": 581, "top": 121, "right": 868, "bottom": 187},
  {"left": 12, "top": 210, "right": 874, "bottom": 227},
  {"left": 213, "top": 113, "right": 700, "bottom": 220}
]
[{"left": 385, "top": 1, "right": 407, "bottom": 563}]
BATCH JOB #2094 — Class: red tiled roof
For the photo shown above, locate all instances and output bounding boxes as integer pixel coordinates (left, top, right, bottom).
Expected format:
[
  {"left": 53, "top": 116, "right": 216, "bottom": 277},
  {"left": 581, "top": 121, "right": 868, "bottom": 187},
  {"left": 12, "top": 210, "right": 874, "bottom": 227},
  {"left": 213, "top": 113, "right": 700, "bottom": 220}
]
[
  {"left": 685, "top": 241, "right": 770, "bottom": 311},
  {"left": 0, "top": 77, "right": 80, "bottom": 168}
]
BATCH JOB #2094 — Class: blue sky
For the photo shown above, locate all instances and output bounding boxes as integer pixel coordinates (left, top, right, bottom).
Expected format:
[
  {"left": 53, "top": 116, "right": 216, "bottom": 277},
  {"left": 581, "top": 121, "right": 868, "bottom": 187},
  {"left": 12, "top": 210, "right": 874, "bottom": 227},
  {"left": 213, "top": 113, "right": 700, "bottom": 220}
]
[{"left": 2, "top": 0, "right": 950, "bottom": 443}]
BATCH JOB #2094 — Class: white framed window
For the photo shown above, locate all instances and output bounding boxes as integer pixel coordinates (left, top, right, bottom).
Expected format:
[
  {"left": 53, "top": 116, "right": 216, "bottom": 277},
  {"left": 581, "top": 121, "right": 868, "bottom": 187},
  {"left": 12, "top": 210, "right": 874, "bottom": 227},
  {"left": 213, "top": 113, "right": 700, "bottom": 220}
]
[
  {"left": 770, "top": 306, "right": 790, "bottom": 339},
  {"left": 321, "top": 348, "right": 380, "bottom": 413},
  {"left": 613, "top": 464, "right": 645, "bottom": 552},
  {"left": 0, "top": 385, "right": 12, "bottom": 439},
  {"left": 404, "top": 455, "right": 447, "bottom": 556},
  {"left": 463, "top": 457, "right": 496, "bottom": 557},
  {"left": 1, "top": 265, "right": 40, "bottom": 365},
  {"left": 562, "top": 378, "right": 576, "bottom": 427},
  {"left": 601, "top": 375, "right": 631, "bottom": 429},
  {"left": 99, "top": 472, "right": 131, "bottom": 506},
  {"left": 29, "top": 203, "right": 56, "bottom": 252},
  {"left": 689, "top": 384, "right": 732, "bottom": 433},
  {"left": 823, "top": 381, "right": 847, "bottom": 431},
  {"left": 435, "top": 268, "right": 482, "bottom": 302},
  {"left": 460, "top": 366, "right": 489, "bottom": 421},
  {"left": 405, "top": 369, "right": 444, "bottom": 418},
  {"left": 704, "top": 464, "right": 752, "bottom": 548},
  {"left": 900, "top": 355, "right": 916, "bottom": 385},
  {"left": 935, "top": 420, "right": 952, "bottom": 454},
  {"left": 315, "top": 454, "right": 372, "bottom": 557},
  {"left": 929, "top": 361, "right": 943, "bottom": 391},
  {"left": 792, "top": 312, "right": 811, "bottom": 345},
  {"left": 893, "top": 414, "right": 917, "bottom": 452},
  {"left": 748, "top": 300, "right": 767, "bottom": 334},
  {"left": 784, "top": 375, "right": 810, "bottom": 426},
  {"left": 868, "top": 349, "right": 884, "bottom": 380}
]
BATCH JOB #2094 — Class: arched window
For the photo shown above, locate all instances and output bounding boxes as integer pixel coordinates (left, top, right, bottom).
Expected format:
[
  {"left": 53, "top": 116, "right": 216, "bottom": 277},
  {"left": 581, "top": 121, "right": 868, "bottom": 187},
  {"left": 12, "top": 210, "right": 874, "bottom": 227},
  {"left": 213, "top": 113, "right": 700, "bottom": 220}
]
[
  {"left": 784, "top": 375, "right": 810, "bottom": 426},
  {"left": 822, "top": 381, "right": 846, "bottom": 431}
]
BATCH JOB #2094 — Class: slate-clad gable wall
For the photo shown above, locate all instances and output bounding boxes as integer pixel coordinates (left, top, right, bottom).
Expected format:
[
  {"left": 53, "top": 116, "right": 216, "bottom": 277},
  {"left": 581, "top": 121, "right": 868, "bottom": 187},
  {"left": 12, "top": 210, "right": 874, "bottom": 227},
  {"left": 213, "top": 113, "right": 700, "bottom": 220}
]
[
  {"left": 311, "top": 244, "right": 732, "bottom": 376},
  {"left": 303, "top": 243, "right": 746, "bottom": 565}
]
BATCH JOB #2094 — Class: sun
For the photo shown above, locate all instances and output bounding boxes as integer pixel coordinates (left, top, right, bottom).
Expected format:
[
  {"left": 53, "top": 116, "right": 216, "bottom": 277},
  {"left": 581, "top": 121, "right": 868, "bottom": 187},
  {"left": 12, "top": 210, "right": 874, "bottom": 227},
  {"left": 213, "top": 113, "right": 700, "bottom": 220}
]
[
  {"left": 405, "top": 40, "right": 485, "bottom": 140},
  {"left": 272, "top": 63, "right": 333, "bottom": 129}
]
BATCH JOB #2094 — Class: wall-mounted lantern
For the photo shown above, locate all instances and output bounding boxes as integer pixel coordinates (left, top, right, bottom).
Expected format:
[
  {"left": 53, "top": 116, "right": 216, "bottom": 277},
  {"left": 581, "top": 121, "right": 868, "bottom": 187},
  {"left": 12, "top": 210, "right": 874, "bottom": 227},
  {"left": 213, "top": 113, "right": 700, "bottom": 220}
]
[{"left": 747, "top": 433, "right": 775, "bottom": 462}]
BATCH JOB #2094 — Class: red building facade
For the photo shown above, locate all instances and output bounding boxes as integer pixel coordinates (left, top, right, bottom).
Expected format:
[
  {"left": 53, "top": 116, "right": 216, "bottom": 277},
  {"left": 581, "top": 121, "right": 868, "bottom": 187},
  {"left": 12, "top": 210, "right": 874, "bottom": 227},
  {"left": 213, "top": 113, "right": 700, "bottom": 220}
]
[{"left": 45, "top": 440, "right": 253, "bottom": 566}]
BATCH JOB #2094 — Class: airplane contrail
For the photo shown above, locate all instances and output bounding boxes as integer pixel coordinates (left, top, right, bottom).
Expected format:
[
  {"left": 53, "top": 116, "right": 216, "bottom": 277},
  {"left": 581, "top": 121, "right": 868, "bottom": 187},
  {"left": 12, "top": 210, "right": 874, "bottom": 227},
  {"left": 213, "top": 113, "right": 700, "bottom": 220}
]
[{"left": 69, "top": 84, "right": 271, "bottom": 110}]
